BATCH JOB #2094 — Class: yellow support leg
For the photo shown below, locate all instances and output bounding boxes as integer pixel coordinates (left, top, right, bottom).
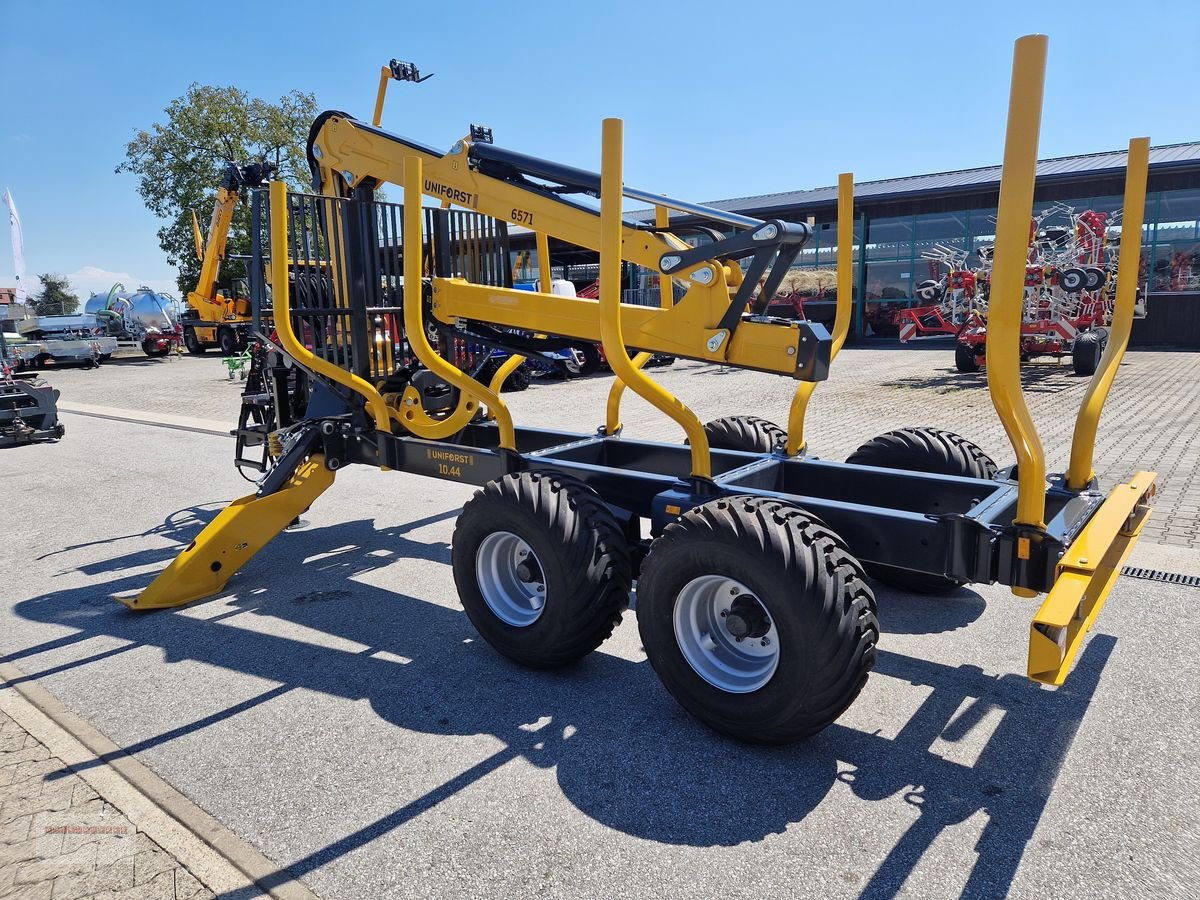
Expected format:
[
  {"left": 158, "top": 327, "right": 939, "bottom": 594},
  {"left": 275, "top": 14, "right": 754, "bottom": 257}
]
[{"left": 120, "top": 455, "right": 336, "bottom": 610}]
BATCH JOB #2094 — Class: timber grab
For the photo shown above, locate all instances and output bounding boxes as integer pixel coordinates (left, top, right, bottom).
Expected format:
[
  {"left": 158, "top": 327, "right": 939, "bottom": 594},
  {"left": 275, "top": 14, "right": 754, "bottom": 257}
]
[{"left": 125, "top": 37, "right": 1157, "bottom": 744}]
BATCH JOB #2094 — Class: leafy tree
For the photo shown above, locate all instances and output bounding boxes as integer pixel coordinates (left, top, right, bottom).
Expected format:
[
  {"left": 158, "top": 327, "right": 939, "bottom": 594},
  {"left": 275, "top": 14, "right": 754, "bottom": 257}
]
[
  {"left": 32, "top": 273, "right": 80, "bottom": 316},
  {"left": 117, "top": 85, "right": 318, "bottom": 294}
]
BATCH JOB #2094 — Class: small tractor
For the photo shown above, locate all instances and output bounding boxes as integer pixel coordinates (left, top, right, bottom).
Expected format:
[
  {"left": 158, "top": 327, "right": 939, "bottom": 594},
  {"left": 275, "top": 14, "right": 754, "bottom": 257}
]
[{"left": 122, "top": 39, "right": 1156, "bottom": 745}]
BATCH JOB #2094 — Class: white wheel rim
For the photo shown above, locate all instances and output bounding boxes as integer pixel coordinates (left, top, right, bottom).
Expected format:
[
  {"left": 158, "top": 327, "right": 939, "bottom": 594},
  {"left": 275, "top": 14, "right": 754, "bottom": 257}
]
[
  {"left": 672, "top": 575, "right": 780, "bottom": 693},
  {"left": 475, "top": 531, "right": 547, "bottom": 627}
]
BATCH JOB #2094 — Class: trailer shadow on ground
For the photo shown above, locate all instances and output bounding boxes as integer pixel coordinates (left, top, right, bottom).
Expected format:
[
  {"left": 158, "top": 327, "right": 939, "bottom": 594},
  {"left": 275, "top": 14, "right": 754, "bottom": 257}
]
[
  {"left": 880, "top": 360, "right": 1134, "bottom": 396},
  {"left": 7, "top": 508, "right": 1110, "bottom": 900}
]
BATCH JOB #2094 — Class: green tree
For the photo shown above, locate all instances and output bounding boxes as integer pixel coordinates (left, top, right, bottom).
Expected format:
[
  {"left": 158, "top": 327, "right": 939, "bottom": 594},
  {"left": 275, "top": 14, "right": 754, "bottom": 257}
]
[
  {"left": 32, "top": 273, "right": 80, "bottom": 316},
  {"left": 117, "top": 85, "right": 318, "bottom": 294}
]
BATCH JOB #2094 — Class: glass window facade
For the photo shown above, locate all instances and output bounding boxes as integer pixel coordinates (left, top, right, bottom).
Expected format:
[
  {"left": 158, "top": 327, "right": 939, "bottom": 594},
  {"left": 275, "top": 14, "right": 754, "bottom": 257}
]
[{"left": 814, "top": 188, "right": 1200, "bottom": 337}]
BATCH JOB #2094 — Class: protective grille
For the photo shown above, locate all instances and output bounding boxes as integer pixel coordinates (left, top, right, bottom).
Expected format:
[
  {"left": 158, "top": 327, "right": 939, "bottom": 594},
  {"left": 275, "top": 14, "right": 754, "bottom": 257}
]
[{"left": 255, "top": 190, "right": 512, "bottom": 383}]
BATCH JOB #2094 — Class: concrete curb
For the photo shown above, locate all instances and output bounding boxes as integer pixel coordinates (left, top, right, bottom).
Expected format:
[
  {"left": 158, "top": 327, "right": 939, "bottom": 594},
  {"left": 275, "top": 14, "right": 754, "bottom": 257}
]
[
  {"left": 59, "top": 402, "right": 233, "bottom": 438},
  {"left": 0, "top": 661, "right": 320, "bottom": 900}
]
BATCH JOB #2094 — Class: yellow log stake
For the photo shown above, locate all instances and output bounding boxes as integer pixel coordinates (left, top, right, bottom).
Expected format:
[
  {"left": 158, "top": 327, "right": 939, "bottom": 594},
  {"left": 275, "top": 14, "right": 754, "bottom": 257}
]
[
  {"left": 1065, "top": 137, "right": 1150, "bottom": 490},
  {"left": 985, "top": 34, "right": 1050, "bottom": 531},
  {"left": 605, "top": 205, "right": 670, "bottom": 435},
  {"left": 786, "top": 173, "right": 854, "bottom": 455},
  {"left": 599, "top": 120, "right": 711, "bottom": 478},
  {"left": 402, "top": 156, "right": 516, "bottom": 449}
]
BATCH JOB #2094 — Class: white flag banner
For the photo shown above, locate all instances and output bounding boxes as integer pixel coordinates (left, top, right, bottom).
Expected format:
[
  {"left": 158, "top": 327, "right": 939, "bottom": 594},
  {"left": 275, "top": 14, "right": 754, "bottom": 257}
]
[{"left": 3, "top": 188, "right": 27, "bottom": 306}]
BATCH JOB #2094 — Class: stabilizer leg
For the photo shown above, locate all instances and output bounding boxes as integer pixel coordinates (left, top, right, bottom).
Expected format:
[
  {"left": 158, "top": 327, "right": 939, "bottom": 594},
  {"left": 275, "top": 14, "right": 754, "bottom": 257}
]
[{"left": 119, "top": 454, "right": 336, "bottom": 610}]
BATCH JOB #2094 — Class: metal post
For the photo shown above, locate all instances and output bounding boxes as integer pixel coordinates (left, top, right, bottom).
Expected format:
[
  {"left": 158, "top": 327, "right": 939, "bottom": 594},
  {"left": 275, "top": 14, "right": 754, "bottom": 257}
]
[
  {"left": 605, "top": 205, "right": 669, "bottom": 435},
  {"left": 985, "top": 34, "right": 1050, "bottom": 531},
  {"left": 401, "top": 156, "right": 516, "bottom": 448},
  {"left": 1065, "top": 137, "right": 1150, "bottom": 490},
  {"left": 598, "top": 119, "right": 711, "bottom": 478},
  {"left": 786, "top": 173, "right": 855, "bottom": 455}
]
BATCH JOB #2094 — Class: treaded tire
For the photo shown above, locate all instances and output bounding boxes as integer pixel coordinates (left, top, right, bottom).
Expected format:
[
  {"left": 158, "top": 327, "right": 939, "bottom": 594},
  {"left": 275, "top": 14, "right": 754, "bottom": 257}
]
[
  {"left": 502, "top": 362, "right": 531, "bottom": 392},
  {"left": 452, "top": 471, "right": 631, "bottom": 668},
  {"left": 184, "top": 332, "right": 206, "bottom": 355},
  {"left": 955, "top": 342, "right": 980, "bottom": 373},
  {"left": 846, "top": 427, "right": 997, "bottom": 593},
  {"left": 1072, "top": 330, "right": 1102, "bottom": 376},
  {"left": 636, "top": 495, "right": 879, "bottom": 744},
  {"left": 703, "top": 415, "right": 786, "bottom": 453},
  {"left": 1084, "top": 267, "right": 1106, "bottom": 291},
  {"left": 1059, "top": 267, "right": 1086, "bottom": 293},
  {"left": 847, "top": 427, "right": 997, "bottom": 480},
  {"left": 218, "top": 328, "right": 238, "bottom": 356}
]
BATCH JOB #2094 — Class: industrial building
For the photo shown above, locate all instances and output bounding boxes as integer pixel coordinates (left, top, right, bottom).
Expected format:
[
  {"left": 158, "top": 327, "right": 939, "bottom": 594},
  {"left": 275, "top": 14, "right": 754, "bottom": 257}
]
[{"left": 515, "top": 141, "right": 1200, "bottom": 346}]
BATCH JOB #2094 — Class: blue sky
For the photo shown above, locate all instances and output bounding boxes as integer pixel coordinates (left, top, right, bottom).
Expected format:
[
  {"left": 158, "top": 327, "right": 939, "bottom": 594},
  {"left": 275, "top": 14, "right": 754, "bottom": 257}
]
[{"left": 2, "top": 0, "right": 1196, "bottom": 299}]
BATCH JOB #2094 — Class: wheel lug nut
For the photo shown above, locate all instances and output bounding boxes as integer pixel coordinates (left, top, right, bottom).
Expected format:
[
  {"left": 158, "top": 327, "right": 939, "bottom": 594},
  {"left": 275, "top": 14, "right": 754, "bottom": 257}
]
[
  {"left": 720, "top": 609, "right": 728, "bottom": 617},
  {"left": 761, "top": 637, "right": 770, "bottom": 647}
]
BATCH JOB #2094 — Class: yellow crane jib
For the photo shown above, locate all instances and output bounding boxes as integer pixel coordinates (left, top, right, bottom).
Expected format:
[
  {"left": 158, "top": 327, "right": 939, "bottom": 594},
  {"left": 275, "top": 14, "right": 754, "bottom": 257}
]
[{"left": 306, "top": 113, "right": 834, "bottom": 382}]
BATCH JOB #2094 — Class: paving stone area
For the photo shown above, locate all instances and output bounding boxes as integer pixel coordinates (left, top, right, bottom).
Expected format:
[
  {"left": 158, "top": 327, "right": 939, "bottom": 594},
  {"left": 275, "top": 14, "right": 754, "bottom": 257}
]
[
  {"left": 48, "top": 344, "right": 1200, "bottom": 549},
  {"left": 0, "top": 711, "right": 213, "bottom": 900}
]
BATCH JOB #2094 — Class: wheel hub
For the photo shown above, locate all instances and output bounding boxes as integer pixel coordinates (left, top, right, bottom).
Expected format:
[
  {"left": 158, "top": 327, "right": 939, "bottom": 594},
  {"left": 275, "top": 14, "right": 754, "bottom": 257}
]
[
  {"left": 672, "top": 575, "right": 780, "bottom": 693},
  {"left": 475, "top": 531, "right": 547, "bottom": 628},
  {"left": 724, "top": 594, "right": 771, "bottom": 641}
]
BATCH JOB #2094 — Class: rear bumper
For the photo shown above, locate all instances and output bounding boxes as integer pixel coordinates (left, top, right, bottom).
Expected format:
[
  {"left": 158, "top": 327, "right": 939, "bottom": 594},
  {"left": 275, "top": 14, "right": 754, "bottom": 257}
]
[{"left": 1028, "top": 470, "right": 1156, "bottom": 685}]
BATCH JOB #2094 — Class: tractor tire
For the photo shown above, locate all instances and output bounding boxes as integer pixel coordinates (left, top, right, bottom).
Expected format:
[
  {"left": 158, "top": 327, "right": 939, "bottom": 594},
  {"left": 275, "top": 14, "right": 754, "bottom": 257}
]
[
  {"left": 218, "top": 328, "right": 239, "bottom": 356},
  {"left": 955, "top": 342, "right": 980, "bottom": 373},
  {"left": 702, "top": 415, "right": 786, "bottom": 454},
  {"left": 847, "top": 426, "right": 998, "bottom": 480},
  {"left": 452, "top": 471, "right": 632, "bottom": 668},
  {"left": 1059, "top": 267, "right": 1087, "bottom": 293},
  {"left": 184, "top": 331, "right": 206, "bottom": 355},
  {"left": 142, "top": 341, "right": 169, "bottom": 358},
  {"left": 1084, "top": 267, "right": 1106, "bottom": 291},
  {"left": 636, "top": 495, "right": 879, "bottom": 744},
  {"left": 501, "top": 362, "right": 531, "bottom": 392},
  {"left": 1072, "top": 330, "right": 1103, "bottom": 376},
  {"left": 846, "top": 427, "right": 997, "bottom": 594}
]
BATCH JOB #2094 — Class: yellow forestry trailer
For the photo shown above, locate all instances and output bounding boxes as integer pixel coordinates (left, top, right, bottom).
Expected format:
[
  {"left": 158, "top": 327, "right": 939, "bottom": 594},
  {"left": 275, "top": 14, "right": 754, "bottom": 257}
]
[{"left": 124, "top": 38, "right": 1156, "bottom": 744}]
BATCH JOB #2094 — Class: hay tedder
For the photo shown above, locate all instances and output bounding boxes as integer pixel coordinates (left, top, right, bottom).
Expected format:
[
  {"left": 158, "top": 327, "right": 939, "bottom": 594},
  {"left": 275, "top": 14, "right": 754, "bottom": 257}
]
[
  {"left": 123, "top": 37, "right": 1156, "bottom": 744},
  {"left": 898, "top": 201, "right": 1141, "bottom": 376}
]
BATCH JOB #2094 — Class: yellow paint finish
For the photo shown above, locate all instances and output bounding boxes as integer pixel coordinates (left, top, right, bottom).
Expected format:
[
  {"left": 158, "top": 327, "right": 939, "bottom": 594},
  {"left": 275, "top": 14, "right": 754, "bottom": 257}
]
[
  {"left": 787, "top": 172, "right": 854, "bottom": 455},
  {"left": 1066, "top": 138, "right": 1150, "bottom": 489},
  {"left": 986, "top": 34, "right": 1050, "bottom": 530}
]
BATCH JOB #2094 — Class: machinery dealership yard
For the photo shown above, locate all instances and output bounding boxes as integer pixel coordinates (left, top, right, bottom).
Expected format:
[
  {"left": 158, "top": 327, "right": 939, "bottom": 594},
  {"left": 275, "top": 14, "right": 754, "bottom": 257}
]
[{"left": 2, "top": 346, "right": 1197, "bottom": 899}]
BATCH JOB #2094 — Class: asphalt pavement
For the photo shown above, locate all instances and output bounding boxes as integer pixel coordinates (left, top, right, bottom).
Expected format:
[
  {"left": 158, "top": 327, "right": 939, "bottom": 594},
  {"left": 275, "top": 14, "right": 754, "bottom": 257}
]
[{"left": 1, "top": 406, "right": 1197, "bottom": 899}]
